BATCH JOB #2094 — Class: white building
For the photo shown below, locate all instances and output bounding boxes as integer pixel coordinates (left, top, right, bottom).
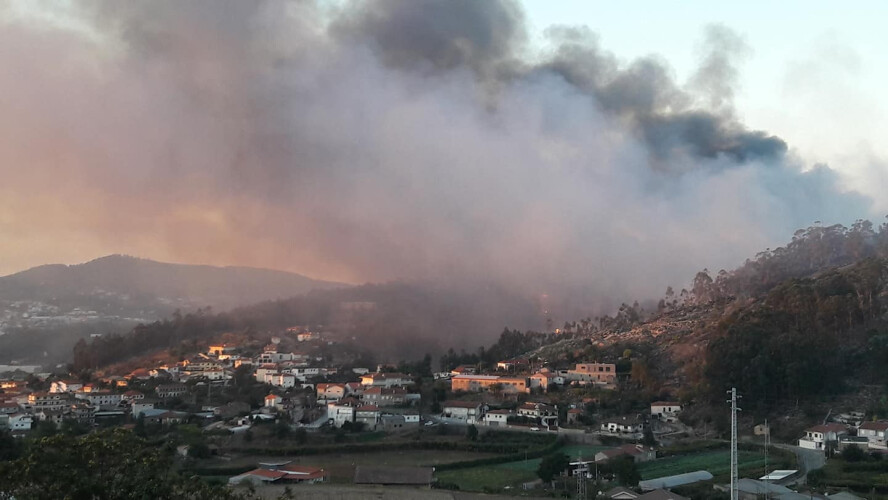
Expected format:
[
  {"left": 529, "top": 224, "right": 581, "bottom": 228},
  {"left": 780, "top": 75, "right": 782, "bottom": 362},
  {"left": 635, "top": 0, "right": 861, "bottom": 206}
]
[
  {"left": 484, "top": 409, "right": 513, "bottom": 427},
  {"left": 8, "top": 413, "right": 33, "bottom": 431},
  {"left": 799, "top": 423, "right": 848, "bottom": 451},
  {"left": 858, "top": 421, "right": 888, "bottom": 450},
  {"left": 601, "top": 419, "right": 643, "bottom": 434},
  {"left": 442, "top": 401, "right": 484, "bottom": 424},
  {"left": 327, "top": 399, "right": 358, "bottom": 427},
  {"left": 650, "top": 401, "right": 682, "bottom": 422},
  {"left": 50, "top": 380, "right": 83, "bottom": 393}
]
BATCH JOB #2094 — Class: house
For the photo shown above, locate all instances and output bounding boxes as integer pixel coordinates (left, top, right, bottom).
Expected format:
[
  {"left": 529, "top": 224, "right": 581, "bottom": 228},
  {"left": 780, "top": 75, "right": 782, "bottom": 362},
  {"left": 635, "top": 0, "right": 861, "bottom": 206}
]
[
  {"left": 353, "top": 466, "right": 435, "bottom": 487},
  {"left": 595, "top": 444, "right": 656, "bottom": 464},
  {"left": 566, "top": 362, "right": 617, "bottom": 387},
  {"left": 75, "top": 391, "right": 122, "bottom": 408},
  {"left": 122, "top": 390, "right": 145, "bottom": 401},
  {"left": 450, "top": 365, "right": 477, "bottom": 376},
  {"left": 754, "top": 423, "right": 770, "bottom": 436},
  {"left": 132, "top": 402, "right": 156, "bottom": 418},
  {"left": 603, "top": 486, "right": 640, "bottom": 499},
  {"left": 50, "top": 380, "right": 82, "bottom": 393},
  {"left": 362, "top": 387, "right": 407, "bottom": 406},
  {"left": 601, "top": 417, "right": 643, "bottom": 434},
  {"left": 450, "top": 374, "right": 528, "bottom": 393},
  {"left": 0, "top": 401, "right": 20, "bottom": 414},
  {"left": 141, "top": 409, "right": 188, "bottom": 426},
  {"left": 276, "top": 464, "right": 326, "bottom": 483},
  {"left": 650, "top": 402, "right": 682, "bottom": 421},
  {"left": 356, "top": 405, "right": 381, "bottom": 429},
  {"left": 35, "top": 409, "right": 65, "bottom": 427},
  {"left": 28, "top": 392, "right": 69, "bottom": 411},
  {"left": 484, "top": 409, "right": 514, "bottom": 427},
  {"left": 496, "top": 358, "right": 529, "bottom": 371},
  {"left": 530, "top": 370, "right": 564, "bottom": 391},
  {"left": 442, "top": 400, "right": 484, "bottom": 424},
  {"left": 857, "top": 421, "right": 888, "bottom": 449},
  {"left": 635, "top": 489, "right": 690, "bottom": 500},
  {"left": 517, "top": 402, "right": 557, "bottom": 418},
  {"left": 208, "top": 344, "right": 236, "bottom": 356},
  {"left": 265, "top": 394, "right": 283, "bottom": 408},
  {"left": 566, "top": 408, "right": 583, "bottom": 425},
  {"left": 328, "top": 397, "right": 359, "bottom": 427},
  {"left": 799, "top": 423, "right": 848, "bottom": 451},
  {"left": 155, "top": 384, "right": 188, "bottom": 399},
  {"left": 8, "top": 413, "right": 33, "bottom": 431},
  {"left": 270, "top": 373, "right": 295, "bottom": 388},
  {"left": 316, "top": 383, "right": 346, "bottom": 401},
  {"left": 359, "top": 372, "right": 414, "bottom": 388}
]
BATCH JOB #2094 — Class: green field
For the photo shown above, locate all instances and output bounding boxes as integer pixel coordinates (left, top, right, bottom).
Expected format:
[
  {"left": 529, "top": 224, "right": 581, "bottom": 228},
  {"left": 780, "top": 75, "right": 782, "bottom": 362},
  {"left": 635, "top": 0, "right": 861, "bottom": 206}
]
[
  {"left": 436, "top": 444, "right": 609, "bottom": 491},
  {"left": 638, "top": 450, "right": 767, "bottom": 480},
  {"left": 436, "top": 466, "right": 537, "bottom": 491},
  {"left": 496, "top": 444, "right": 609, "bottom": 472}
]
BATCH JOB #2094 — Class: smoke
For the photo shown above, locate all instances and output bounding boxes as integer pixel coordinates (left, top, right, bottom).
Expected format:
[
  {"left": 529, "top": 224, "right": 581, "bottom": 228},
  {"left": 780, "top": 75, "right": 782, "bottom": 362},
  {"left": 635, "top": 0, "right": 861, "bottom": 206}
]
[{"left": 0, "top": 0, "right": 873, "bottom": 326}]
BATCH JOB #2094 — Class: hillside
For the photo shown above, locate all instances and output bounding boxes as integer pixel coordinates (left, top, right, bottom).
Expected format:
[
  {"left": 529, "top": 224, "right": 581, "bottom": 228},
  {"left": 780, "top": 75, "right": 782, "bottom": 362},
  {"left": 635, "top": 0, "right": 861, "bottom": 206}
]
[
  {"left": 524, "top": 220, "right": 888, "bottom": 410},
  {"left": 0, "top": 255, "right": 347, "bottom": 364},
  {"left": 0, "top": 254, "right": 346, "bottom": 318}
]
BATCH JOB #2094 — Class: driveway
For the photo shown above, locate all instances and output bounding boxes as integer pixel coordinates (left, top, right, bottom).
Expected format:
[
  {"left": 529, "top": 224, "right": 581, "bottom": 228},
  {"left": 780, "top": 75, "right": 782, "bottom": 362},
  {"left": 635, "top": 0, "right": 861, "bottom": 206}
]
[{"left": 774, "top": 443, "right": 826, "bottom": 484}]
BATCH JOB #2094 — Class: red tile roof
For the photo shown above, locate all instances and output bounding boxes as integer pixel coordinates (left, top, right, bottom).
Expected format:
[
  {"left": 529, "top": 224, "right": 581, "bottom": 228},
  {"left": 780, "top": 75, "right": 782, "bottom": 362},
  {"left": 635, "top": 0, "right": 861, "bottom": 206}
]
[
  {"left": 244, "top": 468, "right": 287, "bottom": 480},
  {"left": 860, "top": 421, "right": 888, "bottom": 431}
]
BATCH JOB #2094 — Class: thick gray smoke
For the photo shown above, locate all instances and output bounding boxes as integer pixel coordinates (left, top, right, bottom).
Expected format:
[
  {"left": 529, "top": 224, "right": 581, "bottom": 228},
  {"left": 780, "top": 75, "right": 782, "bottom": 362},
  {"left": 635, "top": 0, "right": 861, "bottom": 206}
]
[{"left": 0, "top": 0, "right": 872, "bottom": 325}]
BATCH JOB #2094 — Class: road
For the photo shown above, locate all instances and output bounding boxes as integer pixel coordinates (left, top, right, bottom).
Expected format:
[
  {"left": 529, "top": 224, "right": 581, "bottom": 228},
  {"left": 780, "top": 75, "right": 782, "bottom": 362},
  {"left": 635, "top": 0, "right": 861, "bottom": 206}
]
[{"left": 774, "top": 443, "right": 826, "bottom": 484}]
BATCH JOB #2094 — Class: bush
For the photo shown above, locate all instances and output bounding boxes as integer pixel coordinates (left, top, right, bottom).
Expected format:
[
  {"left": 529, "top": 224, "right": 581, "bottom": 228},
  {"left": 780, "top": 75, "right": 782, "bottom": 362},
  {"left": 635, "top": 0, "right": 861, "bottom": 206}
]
[{"left": 842, "top": 444, "right": 866, "bottom": 462}]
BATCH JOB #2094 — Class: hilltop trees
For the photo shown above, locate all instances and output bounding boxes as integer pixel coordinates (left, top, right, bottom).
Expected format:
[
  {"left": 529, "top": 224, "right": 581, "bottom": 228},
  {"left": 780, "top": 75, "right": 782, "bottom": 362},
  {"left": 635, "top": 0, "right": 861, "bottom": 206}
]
[{"left": 0, "top": 429, "right": 245, "bottom": 500}]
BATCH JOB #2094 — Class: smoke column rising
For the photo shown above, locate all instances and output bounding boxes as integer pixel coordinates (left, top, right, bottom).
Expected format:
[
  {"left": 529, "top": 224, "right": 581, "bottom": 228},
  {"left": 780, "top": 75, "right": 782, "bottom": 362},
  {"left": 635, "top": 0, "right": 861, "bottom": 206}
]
[{"left": 0, "top": 0, "right": 872, "bottom": 323}]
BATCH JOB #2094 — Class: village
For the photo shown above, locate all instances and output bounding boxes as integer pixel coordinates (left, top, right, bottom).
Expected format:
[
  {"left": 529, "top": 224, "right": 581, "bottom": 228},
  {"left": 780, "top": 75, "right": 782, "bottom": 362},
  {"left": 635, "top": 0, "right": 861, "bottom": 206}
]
[{"left": 0, "top": 325, "right": 884, "bottom": 499}]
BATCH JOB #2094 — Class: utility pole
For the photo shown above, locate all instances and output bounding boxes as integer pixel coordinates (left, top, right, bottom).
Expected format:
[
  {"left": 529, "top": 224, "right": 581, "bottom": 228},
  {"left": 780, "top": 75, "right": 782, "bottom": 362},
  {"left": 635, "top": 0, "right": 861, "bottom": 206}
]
[
  {"left": 728, "top": 388, "right": 741, "bottom": 500},
  {"left": 571, "top": 455, "right": 591, "bottom": 500}
]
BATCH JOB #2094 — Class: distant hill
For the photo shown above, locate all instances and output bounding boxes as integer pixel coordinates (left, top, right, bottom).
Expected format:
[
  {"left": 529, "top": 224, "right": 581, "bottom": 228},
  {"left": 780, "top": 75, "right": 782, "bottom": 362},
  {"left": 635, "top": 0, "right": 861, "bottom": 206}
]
[{"left": 0, "top": 254, "right": 348, "bottom": 317}]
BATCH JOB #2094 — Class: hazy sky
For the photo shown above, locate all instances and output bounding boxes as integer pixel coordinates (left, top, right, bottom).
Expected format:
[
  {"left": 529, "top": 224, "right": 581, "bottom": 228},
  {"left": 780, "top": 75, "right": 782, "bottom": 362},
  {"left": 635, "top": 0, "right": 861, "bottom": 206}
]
[
  {"left": 522, "top": 1, "right": 888, "bottom": 204},
  {"left": 0, "top": 0, "right": 883, "bottom": 314}
]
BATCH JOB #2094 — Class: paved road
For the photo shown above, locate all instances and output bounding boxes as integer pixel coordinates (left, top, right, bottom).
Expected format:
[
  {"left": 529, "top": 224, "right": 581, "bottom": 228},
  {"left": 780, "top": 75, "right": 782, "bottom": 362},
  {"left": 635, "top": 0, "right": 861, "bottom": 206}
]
[{"left": 774, "top": 443, "right": 826, "bottom": 484}]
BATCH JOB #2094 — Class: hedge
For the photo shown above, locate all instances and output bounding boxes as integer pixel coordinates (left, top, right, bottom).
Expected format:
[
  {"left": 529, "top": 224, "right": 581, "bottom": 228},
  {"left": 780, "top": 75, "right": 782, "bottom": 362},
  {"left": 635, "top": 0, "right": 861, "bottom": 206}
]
[{"left": 227, "top": 437, "right": 555, "bottom": 457}]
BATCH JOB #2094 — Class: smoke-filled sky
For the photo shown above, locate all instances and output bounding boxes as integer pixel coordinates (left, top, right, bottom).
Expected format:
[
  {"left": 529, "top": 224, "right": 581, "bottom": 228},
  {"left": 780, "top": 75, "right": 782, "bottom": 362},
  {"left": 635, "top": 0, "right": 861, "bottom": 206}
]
[{"left": 0, "top": 0, "right": 883, "bottom": 313}]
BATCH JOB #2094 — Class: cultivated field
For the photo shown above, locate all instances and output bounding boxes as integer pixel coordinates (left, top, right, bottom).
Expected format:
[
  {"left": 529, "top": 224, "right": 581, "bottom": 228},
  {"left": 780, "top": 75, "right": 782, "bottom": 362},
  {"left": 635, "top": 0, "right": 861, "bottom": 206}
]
[
  {"left": 637, "top": 449, "right": 767, "bottom": 480},
  {"left": 436, "top": 444, "right": 609, "bottom": 491}
]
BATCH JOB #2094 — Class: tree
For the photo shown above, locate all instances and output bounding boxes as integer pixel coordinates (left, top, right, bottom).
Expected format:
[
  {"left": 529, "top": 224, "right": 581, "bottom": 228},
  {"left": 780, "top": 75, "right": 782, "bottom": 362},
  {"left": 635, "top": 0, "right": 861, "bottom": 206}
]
[
  {"left": 0, "top": 429, "right": 244, "bottom": 499},
  {"left": 842, "top": 443, "right": 865, "bottom": 462},
  {"left": 609, "top": 456, "right": 641, "bottom": 486},
  {"left": 466, "top": 424, "right": 478, "bottom": 441},
  {"left": 641, "top": 427, "right": 657, "bottom": 447},
  {"left": 537, "top": 452, "right": 570, "bottom": 483}
]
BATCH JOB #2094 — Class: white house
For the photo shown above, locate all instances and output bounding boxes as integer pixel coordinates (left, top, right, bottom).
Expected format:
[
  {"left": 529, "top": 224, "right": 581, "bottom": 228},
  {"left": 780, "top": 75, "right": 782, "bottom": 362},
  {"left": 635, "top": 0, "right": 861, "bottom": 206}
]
[
  {"left": 799, "top": 423, "right": 848, "bottom": 451},
  {"left": 8, "top": 413, "right": 33, "bottom": 431},
  {"left": 50, "top": 380, "right": 83, "bottom": 393},
  {"left": 858, "top": 421, "right": 888, "bottom": 450},
  {"left": 601, "top": 418, "right": 643, "bottom": 434},
  {"left": 327, "top": 399, "right": 359, "bottom": 427},
  {"left": 484, "top": 409, "right": 513, "bottom": 427},
  {"left": 132, "top": 402, "right": 155, "bottom": 418},
  {"left": 650, "top": 401, "right": 682, "bottom": 422},
  {"left": 360, "top": 372, "right": 414, "bottom": 388},
  {"left": 442, "top": 401, "right": 484, "bottom": 424},
  {"left": 265, "top": 394, "right": 283, "bottom": 408}
]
